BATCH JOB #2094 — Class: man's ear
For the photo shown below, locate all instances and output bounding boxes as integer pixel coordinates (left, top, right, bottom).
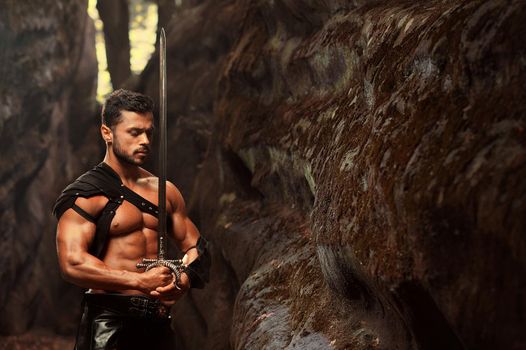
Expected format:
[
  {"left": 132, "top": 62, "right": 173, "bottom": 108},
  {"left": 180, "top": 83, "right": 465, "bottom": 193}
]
[{"left": 101, "top": 124, "right": 113, "bottom": 144}]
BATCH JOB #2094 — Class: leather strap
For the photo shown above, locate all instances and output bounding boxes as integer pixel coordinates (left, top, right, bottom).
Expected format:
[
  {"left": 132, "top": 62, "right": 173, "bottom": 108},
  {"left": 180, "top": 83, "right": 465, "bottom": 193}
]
[{"left": 72, "top": 203, "right": 97, "bottom": 223}]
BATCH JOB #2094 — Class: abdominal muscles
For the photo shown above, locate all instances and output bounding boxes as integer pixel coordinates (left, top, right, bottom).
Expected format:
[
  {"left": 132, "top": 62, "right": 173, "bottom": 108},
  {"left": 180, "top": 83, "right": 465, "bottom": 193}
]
[{"left": 92, "top": 201, "right": 160, "bottom": 295}]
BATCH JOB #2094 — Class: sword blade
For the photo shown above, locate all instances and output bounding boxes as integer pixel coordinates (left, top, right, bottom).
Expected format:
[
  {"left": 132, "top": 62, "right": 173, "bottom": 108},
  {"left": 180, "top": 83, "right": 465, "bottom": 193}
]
[{"left": 158, "top": 27, "right": 167, "bottom": 260}]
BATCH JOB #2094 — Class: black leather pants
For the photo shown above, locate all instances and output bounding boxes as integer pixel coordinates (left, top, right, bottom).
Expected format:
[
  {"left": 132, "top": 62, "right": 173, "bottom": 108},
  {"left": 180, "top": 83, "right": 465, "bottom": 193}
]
[{"left": 74, "top": 293, "right": 175, "bottom": 350}]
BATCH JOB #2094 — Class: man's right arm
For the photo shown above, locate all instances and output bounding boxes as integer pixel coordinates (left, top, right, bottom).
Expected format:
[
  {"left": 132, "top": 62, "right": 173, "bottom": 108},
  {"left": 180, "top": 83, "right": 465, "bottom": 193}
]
[{"left": 56, "top": 196, "right": 172, "bottom": 293}]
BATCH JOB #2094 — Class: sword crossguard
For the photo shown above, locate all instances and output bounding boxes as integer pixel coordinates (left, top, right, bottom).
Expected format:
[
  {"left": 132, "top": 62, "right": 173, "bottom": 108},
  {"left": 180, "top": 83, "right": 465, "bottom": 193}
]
[{"left": 137, "top": 258, "right": 186, "bottom": 288}]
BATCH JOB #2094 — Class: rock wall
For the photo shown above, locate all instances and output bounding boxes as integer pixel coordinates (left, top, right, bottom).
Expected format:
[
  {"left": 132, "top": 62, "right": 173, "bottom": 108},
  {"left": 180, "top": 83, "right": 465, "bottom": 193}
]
[
  {"left": 0, "top": 0, "right": 525, "bottom": 349},
  {"left": 157, "top": 0, "right": 526, "bottom": 349},
  {"left": 0, "top": 0, "right": 100, "bottom": 335}
]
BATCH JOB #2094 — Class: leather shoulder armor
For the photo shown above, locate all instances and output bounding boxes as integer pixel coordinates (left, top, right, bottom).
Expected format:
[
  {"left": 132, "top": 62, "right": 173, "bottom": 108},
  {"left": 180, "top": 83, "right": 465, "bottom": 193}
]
[{"left": 52, "top": 163, "right": 158, "bottom": 258}]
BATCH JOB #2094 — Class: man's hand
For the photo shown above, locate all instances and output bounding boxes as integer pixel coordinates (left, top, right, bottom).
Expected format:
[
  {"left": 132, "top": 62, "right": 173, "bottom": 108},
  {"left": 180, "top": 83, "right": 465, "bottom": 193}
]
[
  {"left": 149, "top": 272, "right": 190, "bottom": 305},
  {"left": 137, "top": 266, "right": 173, "bottom": 294}
]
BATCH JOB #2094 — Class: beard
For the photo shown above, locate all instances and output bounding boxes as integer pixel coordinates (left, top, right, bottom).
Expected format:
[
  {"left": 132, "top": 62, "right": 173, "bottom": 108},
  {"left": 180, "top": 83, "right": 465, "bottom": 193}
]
[{"left": 113, "top": 137, "right": 149, "bottom": 166}]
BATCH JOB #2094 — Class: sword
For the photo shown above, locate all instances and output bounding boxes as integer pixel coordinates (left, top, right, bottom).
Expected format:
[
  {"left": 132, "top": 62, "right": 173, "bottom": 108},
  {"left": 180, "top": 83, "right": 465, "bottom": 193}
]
[{"left": 137, "top": 28, "right": 185, "bottom": 288}]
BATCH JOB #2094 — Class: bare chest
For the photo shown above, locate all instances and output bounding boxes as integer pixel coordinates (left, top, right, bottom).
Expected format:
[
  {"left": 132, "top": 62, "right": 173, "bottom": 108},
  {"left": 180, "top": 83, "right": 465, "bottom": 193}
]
[
  {"left": 109, "top": 200, "right": 157, "bottom": 235},
  {"left": 107, "top": 187, "right": 172, "bottom": 236}
]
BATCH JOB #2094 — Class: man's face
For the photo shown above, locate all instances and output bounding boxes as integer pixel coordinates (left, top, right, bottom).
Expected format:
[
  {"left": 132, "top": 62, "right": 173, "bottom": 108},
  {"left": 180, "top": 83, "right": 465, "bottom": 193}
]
[{"left": 111, "top": 110, "right": 154, "bottom": 166}]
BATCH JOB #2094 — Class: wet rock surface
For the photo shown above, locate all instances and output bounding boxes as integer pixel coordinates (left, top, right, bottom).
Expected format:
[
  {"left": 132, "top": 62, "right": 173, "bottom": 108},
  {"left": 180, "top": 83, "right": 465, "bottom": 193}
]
[
  {"left": 174, "top": 0, "right": 526, "bottom": 349},
  {"left": 1, "top": 0, "right": 525, "bottom": 349}
]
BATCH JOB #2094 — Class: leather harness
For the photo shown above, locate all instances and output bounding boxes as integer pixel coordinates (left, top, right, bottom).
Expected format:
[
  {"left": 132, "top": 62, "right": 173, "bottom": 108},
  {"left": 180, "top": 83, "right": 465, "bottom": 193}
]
[{"left": 53, "top": 162, "right": 210, "bottom": 288}]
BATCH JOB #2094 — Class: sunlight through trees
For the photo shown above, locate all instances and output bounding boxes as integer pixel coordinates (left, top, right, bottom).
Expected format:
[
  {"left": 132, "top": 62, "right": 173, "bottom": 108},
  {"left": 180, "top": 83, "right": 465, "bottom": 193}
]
[{"left": 87, "top": 0, "right": 158, "bottom": 102}]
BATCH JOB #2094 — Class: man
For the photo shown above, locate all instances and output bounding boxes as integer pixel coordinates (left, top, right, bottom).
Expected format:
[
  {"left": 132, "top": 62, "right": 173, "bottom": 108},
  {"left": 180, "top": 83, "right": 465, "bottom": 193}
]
[{"left": 53, "top": 89, "right": 209, "bottom": 350}]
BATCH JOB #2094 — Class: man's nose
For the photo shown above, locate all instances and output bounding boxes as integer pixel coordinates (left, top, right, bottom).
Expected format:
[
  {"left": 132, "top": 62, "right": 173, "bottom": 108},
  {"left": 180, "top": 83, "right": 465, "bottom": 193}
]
[{"left": 139, "top": 133, "right": 150, "bottom": 145}]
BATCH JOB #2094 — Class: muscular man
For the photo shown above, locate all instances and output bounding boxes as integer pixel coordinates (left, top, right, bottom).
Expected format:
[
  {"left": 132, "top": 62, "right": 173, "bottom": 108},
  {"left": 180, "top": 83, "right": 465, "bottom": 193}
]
[{"left": 53, "top": 89, "right": 209, "bottom": 350}]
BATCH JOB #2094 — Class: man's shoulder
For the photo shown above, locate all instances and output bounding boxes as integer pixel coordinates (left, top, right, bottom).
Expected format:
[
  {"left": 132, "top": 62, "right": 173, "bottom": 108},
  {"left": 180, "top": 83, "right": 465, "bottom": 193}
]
[
  {"left": 136, "top": 174, "right": 184, "bottom": 208},
  {"left": 58, "top": 166, "right": 103, "bottom": 195},
  {"left": 52, "top": 163, "right": 120, "bottom": 219},
  {"left": 136, "top": 171, "right": 157, "bottom": 193},
  {"left": 70, "top": 163, "right": 123, "bottom": 191},
  {"left": 166, "top": 181, "right": 185, "bottom": 210}
]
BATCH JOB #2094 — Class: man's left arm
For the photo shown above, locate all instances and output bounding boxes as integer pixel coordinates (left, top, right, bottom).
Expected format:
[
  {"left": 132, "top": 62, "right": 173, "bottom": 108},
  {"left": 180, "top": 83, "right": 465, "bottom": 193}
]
[{"left": 150, "top": 181, "right": 207, "bottom": 303}]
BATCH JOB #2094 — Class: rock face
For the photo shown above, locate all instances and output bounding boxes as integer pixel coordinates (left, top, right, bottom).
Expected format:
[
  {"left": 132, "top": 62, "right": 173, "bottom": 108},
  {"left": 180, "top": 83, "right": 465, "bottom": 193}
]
[
  {"left": 157, "top": 1, "right": 526, "bottom": 349},
  {"left": 1, "top": 0, "right": 525, "bottom": 349},
  {"left": 0, "top": 0, "right": 100, "bottom": 334}
]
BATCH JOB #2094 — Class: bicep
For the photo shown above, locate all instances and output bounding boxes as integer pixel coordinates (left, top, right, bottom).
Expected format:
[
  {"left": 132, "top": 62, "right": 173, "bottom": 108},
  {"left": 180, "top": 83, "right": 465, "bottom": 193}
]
[
  {"left": 56, "top": 195, "right": 106, "bottom": 253},
  {"left": 172, "top": 212, "right": 200, "bottom": 244},
  {"left": 56, "top": 204, "right": 97, "bottom": 269}
]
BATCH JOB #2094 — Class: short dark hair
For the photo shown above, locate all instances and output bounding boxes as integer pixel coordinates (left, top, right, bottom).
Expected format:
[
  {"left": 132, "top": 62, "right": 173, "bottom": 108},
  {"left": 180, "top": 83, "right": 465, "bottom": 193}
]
[{"left": 101, "top": 89, "right": 154, "bottom": 128}]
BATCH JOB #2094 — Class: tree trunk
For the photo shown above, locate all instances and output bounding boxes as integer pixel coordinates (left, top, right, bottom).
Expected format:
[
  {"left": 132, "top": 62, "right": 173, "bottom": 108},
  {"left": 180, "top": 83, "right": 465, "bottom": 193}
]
[{"left": 97, "top": 0, "right": 131, "bottom": 89}]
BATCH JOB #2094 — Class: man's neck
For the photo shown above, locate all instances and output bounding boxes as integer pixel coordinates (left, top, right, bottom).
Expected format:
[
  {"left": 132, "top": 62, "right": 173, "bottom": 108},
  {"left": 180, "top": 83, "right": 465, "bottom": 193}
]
[{"left": 103, "top": 153, "right": 141, "bottom": 185}]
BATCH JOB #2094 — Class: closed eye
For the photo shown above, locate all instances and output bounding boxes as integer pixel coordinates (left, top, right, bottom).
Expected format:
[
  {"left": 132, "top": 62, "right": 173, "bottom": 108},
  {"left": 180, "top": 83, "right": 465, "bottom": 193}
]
[{"left": 128, "top": 127, "right": 154, "bottom": 137}]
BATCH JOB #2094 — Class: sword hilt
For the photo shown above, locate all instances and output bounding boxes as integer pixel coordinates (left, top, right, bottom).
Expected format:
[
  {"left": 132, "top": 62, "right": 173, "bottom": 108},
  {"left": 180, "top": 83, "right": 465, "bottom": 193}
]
[{"left": 137, "top": 258, "right": 186, "bottom": 288}]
